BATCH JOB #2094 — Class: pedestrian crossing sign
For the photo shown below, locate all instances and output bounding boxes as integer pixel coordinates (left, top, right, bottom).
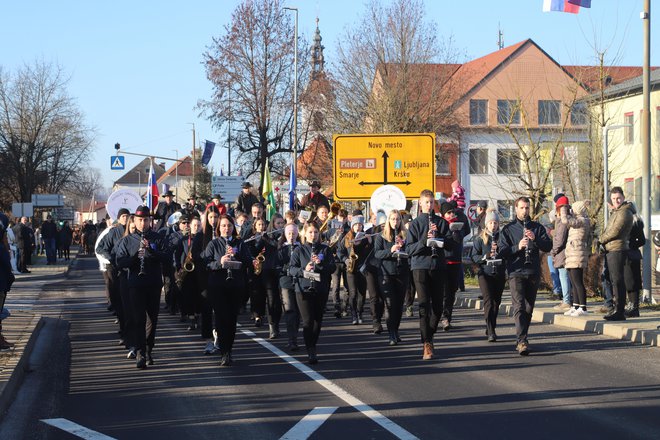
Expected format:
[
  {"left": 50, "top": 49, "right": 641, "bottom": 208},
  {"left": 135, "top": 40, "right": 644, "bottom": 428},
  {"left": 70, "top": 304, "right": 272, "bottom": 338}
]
[{"left": 110, "top": 155, "right": 125, "bottom": 170}]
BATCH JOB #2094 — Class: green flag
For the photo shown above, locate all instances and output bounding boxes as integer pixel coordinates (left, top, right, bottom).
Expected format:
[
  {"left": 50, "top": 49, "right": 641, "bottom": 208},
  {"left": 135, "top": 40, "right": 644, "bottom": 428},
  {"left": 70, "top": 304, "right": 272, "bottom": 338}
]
[{"left": 262, "top": 158, "right": 277, "bottom": 221}]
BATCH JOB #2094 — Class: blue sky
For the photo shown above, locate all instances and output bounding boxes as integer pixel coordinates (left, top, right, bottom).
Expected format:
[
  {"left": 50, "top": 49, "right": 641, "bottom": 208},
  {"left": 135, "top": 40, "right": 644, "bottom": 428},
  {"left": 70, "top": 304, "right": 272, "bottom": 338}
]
[{"left": 1, "top": 0, "right": 655, "bottom": 192}]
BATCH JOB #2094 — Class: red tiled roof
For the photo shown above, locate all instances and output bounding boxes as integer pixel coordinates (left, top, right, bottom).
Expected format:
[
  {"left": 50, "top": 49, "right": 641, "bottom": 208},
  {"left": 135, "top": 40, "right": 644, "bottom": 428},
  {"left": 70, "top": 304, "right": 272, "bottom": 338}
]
[
  {"left": 563, "top": 65, "right": 659, "bottom": 91},
  {"left": 293, "top": 135, "right": 333, "bottom": 188}
]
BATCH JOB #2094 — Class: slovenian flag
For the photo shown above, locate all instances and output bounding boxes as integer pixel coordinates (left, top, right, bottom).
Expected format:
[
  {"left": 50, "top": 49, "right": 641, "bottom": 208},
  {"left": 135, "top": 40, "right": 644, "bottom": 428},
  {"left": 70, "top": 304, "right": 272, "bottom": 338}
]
[
  {"left": 543, "top": 0, "right": 580, "bottom": 13},
  {"left": 262, "top": 158, "right": 277, "bottom": 221},
  {"left": 146, "top": 159, "right": 159, "bottom": 213}
]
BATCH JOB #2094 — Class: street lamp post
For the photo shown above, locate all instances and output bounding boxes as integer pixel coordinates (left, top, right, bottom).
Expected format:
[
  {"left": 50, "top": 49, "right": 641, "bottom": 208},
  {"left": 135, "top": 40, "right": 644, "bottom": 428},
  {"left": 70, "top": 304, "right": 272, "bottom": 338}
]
[
  {"left": 172, "top": 149, "right": 179, "bottom": 198},
  {"left": 135, "top": 170, "right": 142, "bottom": 198},
  {"left": 284, "top": 6, "right": 298, "bottom": 181},
  {"left": 602, "top": 124, "right": 631, "bottom": 225}
]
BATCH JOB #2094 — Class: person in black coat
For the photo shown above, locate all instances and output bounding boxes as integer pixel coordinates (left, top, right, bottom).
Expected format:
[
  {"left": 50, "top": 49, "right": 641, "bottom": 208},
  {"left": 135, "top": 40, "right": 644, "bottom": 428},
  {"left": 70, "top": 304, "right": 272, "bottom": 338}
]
[
  {"left": 115, "top": 206, "right": 172, "bottom": 369},
  {"left": 153, "top": 191, "right": 182, "bottom": 231},
  {"left": 235, "top": 181, "right": 260, "bottom": 215},
  {"left": 289, "top": 222, "right": 336, "bottom": 364},
  {"left": 201, "top": 214, "right": 251, "bottom": 367},
  {"left": 498, "top": 197, "right": 552, "bottom": 355},
  {"left": 0, "top": 212, "right": 15, "bottom": 350},
  {"left": 373, "top": 210, "right": 409, "bottom": 345},
  {"left": 624, "top": 203, "right": 645, "bottom": 317},
  {"left": 278, "top": 224, "right": 302, "bottom": 351},
  {"left": 405, "top": 190, "right": 456, "bottom": 361},
  {"left": 438, "top": 202, "right": 466, "bottom": 330},
  {"left": 337, "top": 215, "right": 372, "bottom": 325},
  {"left": 470, "top": 210, "right": 506, "bottom": 342},
  {"left": 175, "top": 215, "right": 205, "bottom": 331}
]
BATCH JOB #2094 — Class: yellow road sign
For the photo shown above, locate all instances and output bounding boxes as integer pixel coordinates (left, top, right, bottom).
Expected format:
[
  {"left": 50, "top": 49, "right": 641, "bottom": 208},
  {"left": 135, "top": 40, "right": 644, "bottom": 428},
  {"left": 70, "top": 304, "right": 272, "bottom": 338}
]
[{"left": 333, "top": 133, "right": 436, "bottom": 200}]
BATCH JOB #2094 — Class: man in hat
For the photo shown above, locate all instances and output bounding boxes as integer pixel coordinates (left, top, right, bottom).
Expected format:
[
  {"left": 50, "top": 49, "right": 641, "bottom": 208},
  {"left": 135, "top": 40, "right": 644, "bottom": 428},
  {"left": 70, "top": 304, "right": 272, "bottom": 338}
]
[
  {"left": 154, "top": 190, "right": 182, "bottom": 231},
  {"left": 300, "top": 180, "right": 330, "bottom": 212},
  {"left": 475, "top": 200, "right": 489, "bottom": 234},
  {"left": 115, "top": 205, "right": 171, "bottom": 369},
  {"left": 206, "top": 193, "right": 227, "bottom": 215},
  {"left": 96, "top": 208, "right": 132, "bottom": 353},
  {"left": 184, "top": 194, "right": 204, "bottom": 218},
  {"left": 235, "top": 182, "right": 260, "bottom": 215}
]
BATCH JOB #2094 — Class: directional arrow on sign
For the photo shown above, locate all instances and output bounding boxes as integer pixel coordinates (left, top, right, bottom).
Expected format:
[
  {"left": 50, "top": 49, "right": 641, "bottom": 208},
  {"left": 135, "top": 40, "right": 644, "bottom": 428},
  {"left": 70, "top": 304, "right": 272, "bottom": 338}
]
[{"left": 358, "top": 151, "right": 412, "bottom": 186}]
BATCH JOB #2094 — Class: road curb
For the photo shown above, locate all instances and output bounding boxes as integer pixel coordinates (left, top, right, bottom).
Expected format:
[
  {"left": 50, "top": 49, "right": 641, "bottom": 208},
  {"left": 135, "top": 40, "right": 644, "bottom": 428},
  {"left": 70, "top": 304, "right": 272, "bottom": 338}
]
[
  {"left": 0, "top": 314, "right": 45, "bottom": 417},
  {"left": 456, "top": 295, "right": 660, "bottom": 347}
]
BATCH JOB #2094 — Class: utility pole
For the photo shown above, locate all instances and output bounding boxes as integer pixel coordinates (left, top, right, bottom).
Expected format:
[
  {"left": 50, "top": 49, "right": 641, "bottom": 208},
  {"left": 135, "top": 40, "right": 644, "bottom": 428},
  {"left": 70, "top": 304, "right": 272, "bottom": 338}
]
[
  {"left": 189, "top": 123, "right": 196, "bottom": 196},
  {"left": 641, "top": 0, "right": 653, "bottom": 303}
]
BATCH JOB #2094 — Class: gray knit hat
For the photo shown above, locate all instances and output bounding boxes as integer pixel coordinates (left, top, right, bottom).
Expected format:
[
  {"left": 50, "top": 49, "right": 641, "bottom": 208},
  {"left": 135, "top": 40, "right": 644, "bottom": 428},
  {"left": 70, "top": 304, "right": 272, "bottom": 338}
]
[{"left": 484, "top": 209, "right": 500, "bottom": 223}]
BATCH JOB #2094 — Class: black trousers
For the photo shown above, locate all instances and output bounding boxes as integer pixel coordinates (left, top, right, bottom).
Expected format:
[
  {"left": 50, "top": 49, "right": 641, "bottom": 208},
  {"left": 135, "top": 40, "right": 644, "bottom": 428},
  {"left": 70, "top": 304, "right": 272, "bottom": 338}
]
[
  {"left": 606, "top": 251, "right": 627, "bottom": 314},
  {"left": 346, "top": 271, "right": 367, "bottom": 316},
  {"left": 281, "top": 287, "right": 300, "bottom": 342},
  {"left": 442, "top": 264, "right": 461, "bottom": 322},
  {"left": 248, "top": 274, "right": 267, "bottom": 319},
  {"left": 478, "top": 273, "right": 505, "bottom": 336},
  {"left": 331, "top": 263, "right": 348, "bottom": 311},
  {"left": 412, "top": 269, "right": 445, "bottom": 343},
  {"left": 118, "top": 272, "right": 135, "bottom": 349},
  {"left": 162, "top": 266, "right": 178, "bottom": 312},
  {"left": 211, "top": 280, "right": 244, "bottom": 355},
  {"left": 404, "top": 273, "right": 416, "bottom": 308},
  {"left": 365, "top": 267, "right": 384, "bottom": 324},
  {"left": 128, "top": 285, "right": 161, "bottom": 354},
  {"left": 624, "top": 257, "right": 642, "bottom": 307},
  {"left": 381, "top": 273, "right": 407, "bottom": 333},
  {"left": 180, "top": 271, "right": 202, "bottom": 317},
  {"left": 105, "top": 267, "right": 124, "bottom": 337},
  {"left": 509, "top": 275, "right": 539, "bottom": 343},
  {"left": 261, "top": 270, "right": 282, "bottom": 326},
  {"left": 296, "top": 289, "right": 329, "bottom": 349},
  {"left": 17, "top": 246, "right": 27, "bottom": 272},
  {"left": 568, "top": 268, "right": 587, "bottom": 308}
]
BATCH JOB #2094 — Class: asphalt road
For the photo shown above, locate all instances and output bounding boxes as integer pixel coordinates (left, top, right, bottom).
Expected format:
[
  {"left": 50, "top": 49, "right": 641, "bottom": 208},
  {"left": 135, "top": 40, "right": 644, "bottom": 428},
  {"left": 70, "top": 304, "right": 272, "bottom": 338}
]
[{"left": 2, "top": 257, "right": 660, "bottom": 440}]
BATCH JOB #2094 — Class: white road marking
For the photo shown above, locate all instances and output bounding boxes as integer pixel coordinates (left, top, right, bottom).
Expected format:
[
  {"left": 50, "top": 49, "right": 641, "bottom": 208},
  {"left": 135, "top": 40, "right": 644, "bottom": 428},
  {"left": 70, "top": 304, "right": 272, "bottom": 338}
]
[
  {"left": 239, "top": 327, "right": 419, "bottom": 440},
  {"left": 279, "top": 406, "right": 338, "bottom": 440},
  {"left": 40, "top": 418, "right": 116, "bottom": 440}
]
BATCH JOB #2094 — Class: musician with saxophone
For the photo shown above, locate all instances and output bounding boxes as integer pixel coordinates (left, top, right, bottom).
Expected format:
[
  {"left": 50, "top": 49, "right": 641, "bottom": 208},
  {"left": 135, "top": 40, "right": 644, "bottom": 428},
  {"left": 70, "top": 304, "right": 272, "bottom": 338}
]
[
  {"left": 470, "top": 210, "right": 505, "bottom": 342},
  {"left": 202, "top": 215, "right": 251, "bottom": 367},
  {"left": 288, "top": 222, "right": 336, "bottom": 364},
  {"left": 337, "top": 215, "right": 372, "bottom": 325},
  {"left": 199, "top": 205, "right": 220, "bottom": 354},
  {"left": 277, "top": 224, "right": 302, "bottom": 351},
  {"left": 246, "top": 217, "right": 282, "bottom": 339},
  {"left": 115, "top": 206, "right": 171, "bottom": 369},
  {"left": 405, "top": 190, "right": 453, "bottom": 361},
  {"left": 497, "top": 197, "right": 552, "bottom": 355},
  {"left": 373, "top": 210, "right": 408, "bottom": 346},
  {"left": 174, "top": 214, "right": 204, "bottom": 331}
]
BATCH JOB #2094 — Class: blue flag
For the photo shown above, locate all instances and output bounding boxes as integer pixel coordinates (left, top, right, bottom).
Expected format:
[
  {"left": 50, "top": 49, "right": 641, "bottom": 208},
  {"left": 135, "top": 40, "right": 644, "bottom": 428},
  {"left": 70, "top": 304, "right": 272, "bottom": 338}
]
[
  {"left": 201, "top": 140, "right": 216, "bottom": 166},
  {"left": 288, "top": 155, "right": 297, "bottom": 210}
]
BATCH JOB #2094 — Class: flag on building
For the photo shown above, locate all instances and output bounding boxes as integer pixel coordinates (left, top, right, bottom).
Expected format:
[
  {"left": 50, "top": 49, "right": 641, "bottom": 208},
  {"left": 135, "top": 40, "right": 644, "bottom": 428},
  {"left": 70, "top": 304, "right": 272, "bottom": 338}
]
[
  {"left": 288, "top": 156, "right": 297, "bottom": 211},
  {"left": 262, "top": 158, "right": 277, "bottom": 221},
  {"left": 146, "top": 159, "right": 159, "bottom": 213},
  {"left": 201, "top": 140, "right": 216, "bottom": 166},
  {"left": 567, "top": 0, "right": 591, "bottom": 7},
  {"left": 543, "top": 0, "right": 580, "bottom": 13}
]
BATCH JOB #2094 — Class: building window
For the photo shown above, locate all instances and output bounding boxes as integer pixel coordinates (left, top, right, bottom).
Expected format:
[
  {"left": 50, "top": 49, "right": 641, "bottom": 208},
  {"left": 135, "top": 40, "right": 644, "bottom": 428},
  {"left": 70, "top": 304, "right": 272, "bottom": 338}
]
[
  {"left": 497, "top": 200, "right": 513, "bottom": 221},
  {"left": 624, "top": 113, "right": 634, "bottom": 144},
  {"left": 538, "top": 100, "right": 561, "bottom": 125},
  {"left": 570, "top": 102, "right": 588, "bottom": 126},
  {"left": 497, "top": 100, "right": 521, "bottom": 125},
  {"left": 435, "top": 151, "right": 450, "bottom": 176},
  {"left": 469, "top": 149, "right": 488, "bottom": 174},
  {"left": 496, "top": 149, "right": 520, "bottom": 174},
  {"left": 469, "top": 99, "right": 488, "bottom": 125}
]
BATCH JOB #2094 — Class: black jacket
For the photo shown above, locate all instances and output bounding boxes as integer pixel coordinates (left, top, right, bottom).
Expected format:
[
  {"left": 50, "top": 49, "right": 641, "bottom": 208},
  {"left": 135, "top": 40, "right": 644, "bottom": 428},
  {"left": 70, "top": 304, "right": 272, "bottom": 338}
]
[
  {"left": 153, "top": 201, "right": 182, "bottom": 231},
  {"left": 41, "top": 220, "right": 57, "bottom": 240},
  {"left": 175, "top": 232, "right": 205, "bottom": 272},
  {"left": 373, "top": 233, "right": 409, "bottom": 276},
  {"left": 235, "top": 192, "right": 260, "bottom": 215},
  {"left": 201, "top": 236, "right": 251, "bottom": 288},
  {"left": 470, "top": 233, "right": 505, "bottom": 277},
  {"left": 96, "top": 224, "right": 126, "bottom": 267},
  {"left": 289, "top": 242, "right": 336, "bottom": 294},
  {"left": 115, "top": 229, "right": 171, "bottom": 288},
  {"left": 278, "top": 242, "right": 300, "bottom": 290},
  {"left": 498, "top": 217, "right": 552, "bottom": 277},
  {"left": 405, "top": 212, "right": 455, "bottom": 270}
]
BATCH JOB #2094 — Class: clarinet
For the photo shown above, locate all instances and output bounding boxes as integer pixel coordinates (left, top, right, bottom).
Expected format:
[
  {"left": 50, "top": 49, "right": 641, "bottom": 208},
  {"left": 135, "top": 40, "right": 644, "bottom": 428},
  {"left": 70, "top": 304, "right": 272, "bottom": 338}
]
[
  {"left": 224, "top": 237, "right": 234, "bottom": 281},
  {"left": 523, "top": 219, "right": 532, "bottom": 266},
  {"left": 429, "top": 213, "right": 438, "bottom": 259},
  {"left": 138, "top": 231, "right": 147, "bottom": 276}
]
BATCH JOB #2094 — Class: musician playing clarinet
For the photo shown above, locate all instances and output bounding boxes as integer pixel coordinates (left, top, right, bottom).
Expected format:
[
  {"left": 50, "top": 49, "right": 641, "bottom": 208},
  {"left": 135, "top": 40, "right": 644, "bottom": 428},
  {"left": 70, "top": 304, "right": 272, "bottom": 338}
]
[
  {"left": 115, "top": 206, "right": 171, "bottom": 369},
  {"left": 497, "top": 197, "right": 552, "bottom": 356},
  {"left": 202, "top": 214, "right": 251, "bottom": 367}
]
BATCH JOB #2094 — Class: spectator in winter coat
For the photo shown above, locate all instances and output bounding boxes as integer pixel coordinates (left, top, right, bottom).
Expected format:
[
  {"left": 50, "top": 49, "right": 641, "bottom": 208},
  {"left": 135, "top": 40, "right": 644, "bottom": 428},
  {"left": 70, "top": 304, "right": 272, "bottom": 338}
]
[
  {"left": 560, "top": 200, "right": 591, "bottom": 316},
  {"left": 448, "top": 180, "right": 466, "bottom": 210},
  {"left": 551, "top": 196, "right": 571, "bottom": 311}
]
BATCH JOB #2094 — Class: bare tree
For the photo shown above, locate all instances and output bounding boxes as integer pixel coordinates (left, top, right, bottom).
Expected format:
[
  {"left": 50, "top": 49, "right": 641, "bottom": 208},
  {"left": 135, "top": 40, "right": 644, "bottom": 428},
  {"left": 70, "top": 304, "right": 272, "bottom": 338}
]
[
  {"left": 200, "top": 0, "right": 309, "bottom": 185},
  {"left": 329, "top": 0, "right": 463, "bottom": 136},
  {"left": 0, "top": 61, "right": 95, "bottom": 204},
  {"left": 61, "top": 167, "right": 104, "bottom": 209}
]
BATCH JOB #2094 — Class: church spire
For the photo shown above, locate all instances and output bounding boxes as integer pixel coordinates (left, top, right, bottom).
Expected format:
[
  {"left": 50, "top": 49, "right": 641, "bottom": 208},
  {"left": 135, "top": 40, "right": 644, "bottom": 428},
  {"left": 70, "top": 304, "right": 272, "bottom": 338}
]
[{"left": 311, "top": 17, "right": 325, "bottom": 79}]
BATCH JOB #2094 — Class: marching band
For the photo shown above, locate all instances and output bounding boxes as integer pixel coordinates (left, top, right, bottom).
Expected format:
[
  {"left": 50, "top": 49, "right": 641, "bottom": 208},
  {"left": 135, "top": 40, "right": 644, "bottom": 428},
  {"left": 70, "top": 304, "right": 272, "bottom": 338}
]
[{"left": 97, "top": 187, "right": 555, "bottom": 370}]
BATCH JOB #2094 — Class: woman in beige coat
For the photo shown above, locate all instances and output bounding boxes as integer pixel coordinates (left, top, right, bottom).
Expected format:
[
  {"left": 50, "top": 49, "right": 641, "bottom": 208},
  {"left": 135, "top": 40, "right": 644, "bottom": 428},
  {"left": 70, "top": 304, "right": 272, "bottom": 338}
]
[{"left": 561, "top": 201, "right": 591, "bottom": 316}]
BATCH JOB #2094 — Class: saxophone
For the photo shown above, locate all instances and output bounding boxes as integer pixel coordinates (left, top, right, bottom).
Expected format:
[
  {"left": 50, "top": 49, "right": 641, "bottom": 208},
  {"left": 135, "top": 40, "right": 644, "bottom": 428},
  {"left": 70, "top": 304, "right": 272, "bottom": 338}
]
[
  {"left": 253, "top": 248, "right": 266, "bottom": 275},
  {"left": 346, "top": 246, "right": 358, "bottom": 273}
]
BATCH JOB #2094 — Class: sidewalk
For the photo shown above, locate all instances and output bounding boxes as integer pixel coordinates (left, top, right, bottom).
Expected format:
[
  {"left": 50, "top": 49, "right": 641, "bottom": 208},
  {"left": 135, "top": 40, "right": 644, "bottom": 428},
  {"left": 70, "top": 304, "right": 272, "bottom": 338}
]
[
  {"left": 456, "top": 285, "right": 660, "bottom": 347},
  {"left": 0, "top": 249, "right": 77, "bottom": 415}
]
